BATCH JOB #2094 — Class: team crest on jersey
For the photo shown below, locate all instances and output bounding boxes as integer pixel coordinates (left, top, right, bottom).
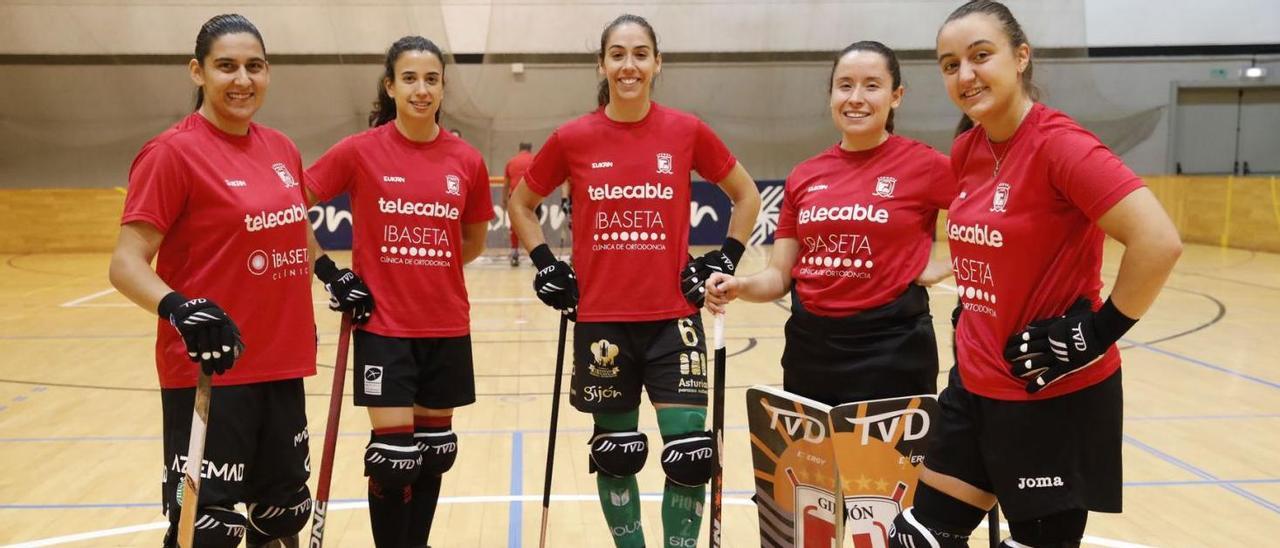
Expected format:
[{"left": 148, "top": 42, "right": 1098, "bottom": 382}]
[
  {"left": 445, "top": 174, "right": 461, "bottom": 196},
  {"left": 272, "top": 163, "right": 298, "bottom": 189},
  {"left": 991, "top": 182, "right": 1011, "bottom": 213},
  {"left": 874, "top": 176, "right": 896, "bottom": 198},
  {"left": 656, "top": 152, "right": 674, "bottom": 175},
  {"left": 589, "top": 339, "right": 621, "bottom": 378}
]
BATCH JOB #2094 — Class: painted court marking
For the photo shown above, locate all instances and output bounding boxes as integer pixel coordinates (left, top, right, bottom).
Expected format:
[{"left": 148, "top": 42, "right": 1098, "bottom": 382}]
[{"left": 0, "top": 494, "right": 1154, "bottom": 548}]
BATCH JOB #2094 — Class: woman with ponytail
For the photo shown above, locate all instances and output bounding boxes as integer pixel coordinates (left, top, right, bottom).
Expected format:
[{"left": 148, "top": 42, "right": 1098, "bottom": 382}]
[
  {"left": 305, "top": 35, "right": 494, "bottom": 547},
  {"left": 706, "top": 40, "right": 957, "bottom": 407},
  {"left": 508, "top": 14, "right": 761, "bottom": 548},
  {"left": 110, "top": 14, "right": 320, "bottom": 547},
  {"left": 887, "top": 2, "right": 1182, "bottom": 547}
]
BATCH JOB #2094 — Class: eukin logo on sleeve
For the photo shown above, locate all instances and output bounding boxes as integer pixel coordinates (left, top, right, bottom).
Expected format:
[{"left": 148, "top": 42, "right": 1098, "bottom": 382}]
[
  {"left": 946, "top": 220, "right": 1004, "bottom": 248},
  {"left": 587, "top": 182, "right": 674, "bottom": 201},
  {"left": 245, "top": 203, "right": 307, "bottom": 232},
  {"left": 797, "top": 203, "right": 888, "bottom": 225},
  {"left": 378, "top": 197, "right": 460, "bottom": 220}
]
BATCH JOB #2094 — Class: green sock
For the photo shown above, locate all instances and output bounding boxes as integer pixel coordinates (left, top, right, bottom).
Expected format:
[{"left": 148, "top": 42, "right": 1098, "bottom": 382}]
[
  {"left": 594, "top": 410, "right": 644, "bottom": 548},
  {"left": 657, "top": 407, "right": 708, "bottom": 548}
]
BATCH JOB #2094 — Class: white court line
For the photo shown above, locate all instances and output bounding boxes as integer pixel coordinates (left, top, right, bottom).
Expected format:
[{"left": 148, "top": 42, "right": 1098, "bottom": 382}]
[
  {"left": 58, "top": 288, "right": 117, "bottom": 308},
  {"left": 59, "top": 293, "right": 538, "bottom": 309},
  {"left": 3, "top": 494, "right": 1155, "bottom": 548}
]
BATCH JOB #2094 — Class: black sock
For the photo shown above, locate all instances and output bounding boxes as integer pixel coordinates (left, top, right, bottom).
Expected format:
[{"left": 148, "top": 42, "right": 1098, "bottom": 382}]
[
  {"left": 405, "top": 416, "right": 451, "bottom": 547},
  {"left": 406, "top": 473, "right": 442, "bottom": 547},
  {"left": 368, "top": 426, "right": 415, "bottom": 548},
  {"left": 369, "top": 477, "right": 413, "bottom": 547}
]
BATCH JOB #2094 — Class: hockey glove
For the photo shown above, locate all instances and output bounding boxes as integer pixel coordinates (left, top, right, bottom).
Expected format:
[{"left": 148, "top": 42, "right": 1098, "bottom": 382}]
[
  {"left": 681, "top": 237, "right": 745, "bottom": 307},
  {"left": 530, "top": 243, "right": 578, "bottom": 319},
  {"left": 158, "top": 292, "right": 244, "bottom": 376},
  {"left": 315, "top": 255, "right": 375, "bottom": 324},
  {"left": 1004, "top": 297, "right": 1137, "bottom": 394}
]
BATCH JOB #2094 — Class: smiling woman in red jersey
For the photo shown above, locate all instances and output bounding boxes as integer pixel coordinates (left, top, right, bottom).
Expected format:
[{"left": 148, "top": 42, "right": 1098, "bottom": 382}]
[
  {"left": 507, "top": 14, "right": 761, "bottom": 548},
  {"left": 706, "top": 41, "right": 957, "bottom": 407},
  {"left": 884, "top": 3, "right": 1183, "bottom": 548},
  {"left": 109, "top": 14, "right": 322, "bottom": 548},
  {"left": 304, "top": 35, "right": 493, "bottom": 548}
]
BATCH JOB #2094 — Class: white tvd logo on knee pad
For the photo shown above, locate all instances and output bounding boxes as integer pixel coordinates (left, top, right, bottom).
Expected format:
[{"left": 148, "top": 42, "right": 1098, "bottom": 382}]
[
  {"left": 363, "top": 364, "right": 383, "bottom": 396},
  {"left": 1017, "top": 476, "right": 1065, "bottom": 489}
]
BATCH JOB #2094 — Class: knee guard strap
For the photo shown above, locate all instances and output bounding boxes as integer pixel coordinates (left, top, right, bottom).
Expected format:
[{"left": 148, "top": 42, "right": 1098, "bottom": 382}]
[
  {"left": 247, "top": 485, "right": 312, "bottom": 540},
  {"left": 365, "top": 430, "right": 422, "bottom": 488},
  {"left": 1007, "top": 509, "right": 1087, "bottom": 547}
]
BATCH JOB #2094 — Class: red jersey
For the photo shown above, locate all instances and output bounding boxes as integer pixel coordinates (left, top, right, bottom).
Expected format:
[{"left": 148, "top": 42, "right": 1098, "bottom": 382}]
[
  {"left": 305, "top": 124, "right": 494, "bottom": 338},
  {"left": 505, "top": 150, "right": 534, "bottom": 196},
  {"left": 947, "top": 103, "right": 1144, "bottom": 400},
  {"left": 775, "top": 136, "right": 956, "bottom": 317},
  {"left": 524, "top": 103, "right": 737, "bottom": 322},
  {"left": 122, "top": 113, "right": 317, "bottom": 389}
]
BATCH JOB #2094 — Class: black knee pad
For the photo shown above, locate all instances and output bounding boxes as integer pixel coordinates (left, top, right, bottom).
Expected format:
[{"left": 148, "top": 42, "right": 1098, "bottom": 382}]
[
  {"left": 365, "top": 431, "right": 423, "bottom": 488},
  {"left": 186, "top": 505, "right": 247, "bottom": 548},
  {"left": 588, "top": 425, "right": 648, "bottom": 477},
  {"left": 887, "top": 508, "right": 969, "bottom": 548},
  {"left": 1008, "top": 509, "right": 1087, "bottom": 547},
  {"left": 247, "top": 485, "right": 312, "bottom": 540},
  {"left": 660, "top": 431, "right": 715, "bottom": 487},
  {"left": 416, "top": 429, "right": 459, "bottom": 475}
]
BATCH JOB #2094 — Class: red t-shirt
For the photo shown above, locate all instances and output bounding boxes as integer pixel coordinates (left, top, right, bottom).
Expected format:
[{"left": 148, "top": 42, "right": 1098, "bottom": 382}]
[
  {"left": 775, "top": 136, "right": 956, "bottom": 317},
  {"left": 947, "top": 103, "right": 1144, "bottom": 401},
  {"left": 305, "top": 124, "right": 494, "bottom": 338},
  {"left": 505, "top": 150, "right": 534, "bottom": 196},
  {"left": 122, "top": 113, "right": 317, "bottom": 389},
  {"left": 523, "top": 102, "right": 737, "bottom": 322}
]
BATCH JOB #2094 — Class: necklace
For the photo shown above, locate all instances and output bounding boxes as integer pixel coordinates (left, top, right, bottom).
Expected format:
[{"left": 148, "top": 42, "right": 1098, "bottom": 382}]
[
  {"left": 985, "top": 136, "right": 1011, "bottom": 178},
  {"left": 984, "top": 101, "right": 1034, "bottom": 178}
]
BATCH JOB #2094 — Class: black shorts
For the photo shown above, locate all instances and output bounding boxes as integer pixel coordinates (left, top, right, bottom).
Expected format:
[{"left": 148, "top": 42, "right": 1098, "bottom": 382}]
[
  {"left": 781, "top": 284, "right": 939, "bottom": 407},
  {"left": 570, "top": 313, "right": 708, "bottom": 413},
  {"left": 160, "top": 379, "right": 310, "bottom": 517},
  {"left": 924, "top": 367, "right": 1123, "bottom": 521},
  {"left": 353, "top": 330, "right": 477, "bottom": 409}
]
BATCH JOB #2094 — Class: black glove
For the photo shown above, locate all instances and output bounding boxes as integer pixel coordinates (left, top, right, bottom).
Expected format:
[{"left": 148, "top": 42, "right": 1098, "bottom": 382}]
[
  {"left": 530, "top": 244, "right": 578, "bottom": 319},
  {"left": 1004, "top": 297, "right": 1137, "bottom": 394},
  {"left": 681, "top": 238, "right": 746, "bottom": 307},
  {"left": 315, "top": 255, "right": 374, "bottom": 324},
  {"left": 158, "top": 292, "right": 244, "bottom": 376}
]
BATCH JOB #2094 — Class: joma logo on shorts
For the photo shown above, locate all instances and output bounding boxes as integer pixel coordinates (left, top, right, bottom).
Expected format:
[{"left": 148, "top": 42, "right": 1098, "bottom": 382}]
[{"left": 1017, "top": 476, "right": 1064, "bottom": 489}]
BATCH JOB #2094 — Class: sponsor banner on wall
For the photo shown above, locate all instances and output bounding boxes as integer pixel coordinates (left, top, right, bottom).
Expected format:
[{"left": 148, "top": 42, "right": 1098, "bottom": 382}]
[{"left": 310, "top": 181, "right": 784, "bottom": 250}]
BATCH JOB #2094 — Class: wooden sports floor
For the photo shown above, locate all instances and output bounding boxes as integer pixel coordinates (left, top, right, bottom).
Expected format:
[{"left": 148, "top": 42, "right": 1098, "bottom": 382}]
[{"left": 1, "top": 241, "right": 1277, "bottom": 547}]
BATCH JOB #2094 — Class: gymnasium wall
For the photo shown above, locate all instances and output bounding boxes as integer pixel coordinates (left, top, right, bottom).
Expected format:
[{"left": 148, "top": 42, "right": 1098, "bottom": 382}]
[{"left": 3, "top": 177, "right": 1278, "bottom": 255}]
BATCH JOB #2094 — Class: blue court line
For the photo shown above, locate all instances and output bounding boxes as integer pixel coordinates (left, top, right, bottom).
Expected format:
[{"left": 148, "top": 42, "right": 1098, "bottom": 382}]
[
  {"left": 508, "top": 431, "right": 523, "bottom": 548},
  {"left": 1125, "top": 434, "right": 1280, "bottom": 515},
  {"left": 1123, "top": 337, "right": 1280, "bottom": 390},
  {"left": 5, "top": 414, "right": 1280, "bottom": 443}
]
